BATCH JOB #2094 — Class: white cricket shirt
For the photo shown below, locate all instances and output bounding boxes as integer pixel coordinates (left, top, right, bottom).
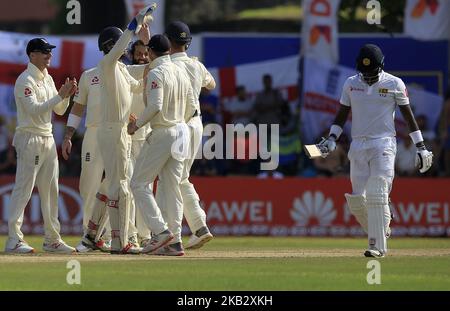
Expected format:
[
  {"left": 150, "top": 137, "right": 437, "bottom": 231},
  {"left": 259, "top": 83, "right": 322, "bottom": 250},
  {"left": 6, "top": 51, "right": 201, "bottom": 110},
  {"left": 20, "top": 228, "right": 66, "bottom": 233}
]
[
  {"left": 98, "top": 29, "right": 144, "bottom": 125},
  {"left": 14, "top": 62, "right": 69, "bottom": 136},
  {"left": 136, "top": 55, "right": 196, "bottom": 129},
  {"left": 73, "top": 67, "right": 102, "bottom": 128},
  {"left": 340, "top": 71, "right": 409, "bottom": 139},
  {"left": 170, "top": 52, "right": 215, "bottom": 113},
  {"left": 127, "top": 65, "right": 151, "bottom": 140}
]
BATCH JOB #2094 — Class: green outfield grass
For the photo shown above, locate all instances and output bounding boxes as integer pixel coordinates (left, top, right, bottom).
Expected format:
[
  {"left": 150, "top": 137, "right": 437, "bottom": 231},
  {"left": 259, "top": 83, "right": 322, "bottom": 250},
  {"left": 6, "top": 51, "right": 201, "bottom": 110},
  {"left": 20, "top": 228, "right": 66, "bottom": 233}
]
[{"left": 0, "top": 236, "right": 449, "bottom": 291}]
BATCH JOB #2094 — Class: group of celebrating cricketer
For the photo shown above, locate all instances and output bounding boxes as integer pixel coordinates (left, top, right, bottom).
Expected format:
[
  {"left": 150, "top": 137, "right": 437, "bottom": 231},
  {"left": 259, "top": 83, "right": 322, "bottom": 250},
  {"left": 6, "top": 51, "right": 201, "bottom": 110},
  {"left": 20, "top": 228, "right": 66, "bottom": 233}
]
[{"left": 5, "top": 4, "right": 215, "bottom": 256}]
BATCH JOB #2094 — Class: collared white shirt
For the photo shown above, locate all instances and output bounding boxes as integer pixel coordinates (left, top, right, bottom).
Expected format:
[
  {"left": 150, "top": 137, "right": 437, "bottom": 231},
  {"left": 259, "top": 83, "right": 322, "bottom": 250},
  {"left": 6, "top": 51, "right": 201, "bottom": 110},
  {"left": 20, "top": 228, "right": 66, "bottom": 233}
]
[
  {"left": 340, "top": 71, "right": 409, "bottom": 139},
  {"left": 14, "top": 62, "right": 69, "bottom": 136},
  {"left": 73, "top": 67, "right": 102, "bottom": 128},
  {"left": 136, "top": 55, "right": 196, "bottom": 129}
]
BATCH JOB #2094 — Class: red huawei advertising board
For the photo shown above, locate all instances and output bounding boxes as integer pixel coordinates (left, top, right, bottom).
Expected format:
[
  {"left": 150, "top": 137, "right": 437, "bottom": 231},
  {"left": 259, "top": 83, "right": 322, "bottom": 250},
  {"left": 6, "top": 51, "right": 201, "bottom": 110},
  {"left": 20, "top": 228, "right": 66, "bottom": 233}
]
[{"left": 0, "top": 176, "right": 449, "bottom": 237}]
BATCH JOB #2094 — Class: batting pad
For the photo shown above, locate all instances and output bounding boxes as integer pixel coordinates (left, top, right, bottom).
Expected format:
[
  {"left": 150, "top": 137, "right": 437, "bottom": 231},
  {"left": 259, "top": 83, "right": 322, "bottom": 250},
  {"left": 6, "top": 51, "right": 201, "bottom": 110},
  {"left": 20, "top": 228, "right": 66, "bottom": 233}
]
[
  {"left": 345, "top": 193, "right": 368, "bottom": 234},
  {"left": 366, "top": 177, "right": 388, "bottom": 254}
]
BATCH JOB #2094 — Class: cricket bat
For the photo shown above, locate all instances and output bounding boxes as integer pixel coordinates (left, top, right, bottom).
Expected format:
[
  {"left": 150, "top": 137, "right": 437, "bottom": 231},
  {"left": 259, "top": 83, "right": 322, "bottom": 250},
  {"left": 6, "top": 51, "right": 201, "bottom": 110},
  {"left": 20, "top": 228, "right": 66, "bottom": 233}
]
[{"left": 304, "top": 144, "right": 328, "bottom": 159}]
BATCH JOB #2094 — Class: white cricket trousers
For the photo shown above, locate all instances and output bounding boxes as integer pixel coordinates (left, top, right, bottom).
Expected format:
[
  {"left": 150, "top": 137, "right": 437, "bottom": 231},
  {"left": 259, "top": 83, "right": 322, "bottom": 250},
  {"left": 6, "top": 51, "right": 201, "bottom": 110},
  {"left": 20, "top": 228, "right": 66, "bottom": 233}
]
[
  {"left": 80, "top": 127, "right": 104, "bottom": 232},
  {"left": 349, "top": 136, "right": 395, "bottom": 253},
  {"left": 98, "top": 123, "right": 132, "bottom": 248},
  {"left": 348, "top": 136, "right": 396, "bottom": 194},
  {"left": 131, "top": 126, "right": 184, "bottom": 243},
  {"left": 157, "top": 116, "right": 206, "bottom": 233},
  {"left": 130, "top": 139, "right": 151, "bottom": 240},
  {"left": 8, "top": 131, "right": 62, "bottom": 243}
]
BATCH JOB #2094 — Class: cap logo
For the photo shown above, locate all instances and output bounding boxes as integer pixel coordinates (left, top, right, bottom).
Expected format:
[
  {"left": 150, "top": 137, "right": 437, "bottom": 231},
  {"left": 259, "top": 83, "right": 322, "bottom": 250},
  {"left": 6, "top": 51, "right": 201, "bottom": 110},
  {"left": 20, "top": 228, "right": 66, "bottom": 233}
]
[
  {"left": 180, "top": 32, "right": 187, "bottom": 38},
  {"left": 363, "top": 58, "right": 371, "bottom": 66}
]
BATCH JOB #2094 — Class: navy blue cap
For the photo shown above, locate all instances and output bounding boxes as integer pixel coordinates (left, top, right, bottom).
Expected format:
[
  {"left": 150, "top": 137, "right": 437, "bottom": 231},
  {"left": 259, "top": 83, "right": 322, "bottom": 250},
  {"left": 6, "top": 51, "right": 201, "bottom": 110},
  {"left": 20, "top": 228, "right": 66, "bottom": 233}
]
[
  {"left": 165, "top": 21, "right": 192, "bottom": 44},
  {"left": 148, "top": 34, "right": 171, "bottom": 53},
  {"left": 26, "top": 38, "right": 56, "bottom": 55}
]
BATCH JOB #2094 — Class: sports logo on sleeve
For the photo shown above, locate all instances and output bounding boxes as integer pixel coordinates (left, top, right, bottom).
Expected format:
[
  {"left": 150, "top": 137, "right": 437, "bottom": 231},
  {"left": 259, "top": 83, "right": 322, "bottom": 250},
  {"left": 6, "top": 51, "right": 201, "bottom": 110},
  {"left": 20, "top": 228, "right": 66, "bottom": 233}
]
[
  {"left": 151, "top": 81, "right": 159, "bottom": 89},
  {"left": 24, "top": 87, "right": 32, "bottom": 97},
  {"left": 91, "top": 76, "right": 99, "bottom": 85}
]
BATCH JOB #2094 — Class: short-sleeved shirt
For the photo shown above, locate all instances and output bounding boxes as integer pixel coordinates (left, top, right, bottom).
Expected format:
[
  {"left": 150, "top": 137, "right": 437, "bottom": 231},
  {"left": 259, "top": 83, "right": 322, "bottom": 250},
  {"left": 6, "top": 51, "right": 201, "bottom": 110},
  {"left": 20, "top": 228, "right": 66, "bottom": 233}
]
[
  {"left": 339, "top": 71, "right": 409, "bottom": 139},
  {"left": 73, "top": 67, "right": 102, "bottom": 128},
  {"left": 171, "top": 52, "right": 215, "bottom": 113}
]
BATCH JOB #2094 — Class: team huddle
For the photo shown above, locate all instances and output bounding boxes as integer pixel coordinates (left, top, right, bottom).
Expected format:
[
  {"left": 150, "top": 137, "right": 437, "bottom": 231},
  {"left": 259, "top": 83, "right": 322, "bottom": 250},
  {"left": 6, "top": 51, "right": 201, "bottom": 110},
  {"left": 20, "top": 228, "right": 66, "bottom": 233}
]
[
  {"left": 3, "top": 4, "right": 434, "bottom": 258},
  {"left": 5, "top": 4, "right": 215, "bottom": 256}
]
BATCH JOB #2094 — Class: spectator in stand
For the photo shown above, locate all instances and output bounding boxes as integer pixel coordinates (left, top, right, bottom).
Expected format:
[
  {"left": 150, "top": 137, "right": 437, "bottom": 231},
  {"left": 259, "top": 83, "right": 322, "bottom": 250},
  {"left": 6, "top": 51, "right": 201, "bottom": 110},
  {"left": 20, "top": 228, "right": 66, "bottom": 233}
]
[
  {"left": 224, "top": 86, "right": 254, "bottom": 125},
  {"left": 278, "top": 100, "right": 301, "bottom": 176},
  {"left": 253, "top": 74, "right": 283, "bottom": 127},
  {"left": 223, "top": 86, "right": 259, "bottom": 175}
]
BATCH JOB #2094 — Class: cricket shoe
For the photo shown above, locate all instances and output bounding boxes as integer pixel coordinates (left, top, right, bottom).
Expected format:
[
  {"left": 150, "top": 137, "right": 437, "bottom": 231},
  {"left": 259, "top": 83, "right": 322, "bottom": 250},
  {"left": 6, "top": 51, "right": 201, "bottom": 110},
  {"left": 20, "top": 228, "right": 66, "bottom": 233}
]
[
  {"left": 142, "top": 229, "right": 174, "bottom": 254},
  {"left": 152, "top": 242, "right": 185, "bottom": 256},
  {"left": 185, "top": 226, "right": 213, "bottom": 250},
  {"left": 81, "top": 234, "right": 111, "bottom": 252},
  {"left": 128, "top": 234, "right": 140, "bottom": 248},
  {"left": 140, "top": 237, "right": 151, "bottom": 248},
  {"left": 110, "top": 242, "right": 142, "bottom": 255},
  {"left": 4, "top": 238, "right": 35, "bottom": 254},
  {"left": 75, "top": 241, "right": 93, "bottom": 253},
  {"left": 43, "top": 240, "right": 75, "bottom": 254},
  {"left": 364, "top": 248, "right": 385, "bottom": 258}
]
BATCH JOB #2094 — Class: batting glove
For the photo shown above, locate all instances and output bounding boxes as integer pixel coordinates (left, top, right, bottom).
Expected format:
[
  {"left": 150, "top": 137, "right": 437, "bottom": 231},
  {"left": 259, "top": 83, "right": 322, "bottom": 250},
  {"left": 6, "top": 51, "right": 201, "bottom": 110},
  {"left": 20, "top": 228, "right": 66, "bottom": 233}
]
[
  {"left": 416, "top": 143, "right": 433, "bottom": 173},
  {"left": 318, "top": 135, "right": 337, "bottom": 158}
]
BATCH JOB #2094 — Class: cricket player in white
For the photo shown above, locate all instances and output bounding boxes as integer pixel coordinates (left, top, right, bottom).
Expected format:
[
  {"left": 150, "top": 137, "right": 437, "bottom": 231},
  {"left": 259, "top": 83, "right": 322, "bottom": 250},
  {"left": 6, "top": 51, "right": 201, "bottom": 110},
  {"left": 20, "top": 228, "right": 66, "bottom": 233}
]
[
  {"left": 127, "top": 40, "right": 153, "bottom": 246},
  {"left": 61, "top": 66, "right": 112, "bottom": 252},
  {"left": 128, "top": 34, "right": 196, "bottom": 256},
  {"left": 80, "top": 4, "right": 156, "bottom": 254},
  {"left": 163, "top": 21, "right": 216, "bottom": 249},
  {"left": 320, "top": 44, "right": 433, "bottom": 257},
  {"left": 5, "top": 38, "right": 77, "bottom": 254}
]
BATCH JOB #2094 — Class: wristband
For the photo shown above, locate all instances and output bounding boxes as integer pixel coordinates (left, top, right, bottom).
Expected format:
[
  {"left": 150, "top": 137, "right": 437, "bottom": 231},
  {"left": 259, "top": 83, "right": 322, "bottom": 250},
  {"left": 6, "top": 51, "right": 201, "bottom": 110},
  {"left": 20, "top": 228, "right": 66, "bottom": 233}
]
[
  {"left": 329, "top": 124, "right": 343, "bottom": 140},
  {"left": 67, "top": 114, "right": 82, "bottom": 130},
  {"left": 409, "top": 130, "right": 423, "bottom": 145}
]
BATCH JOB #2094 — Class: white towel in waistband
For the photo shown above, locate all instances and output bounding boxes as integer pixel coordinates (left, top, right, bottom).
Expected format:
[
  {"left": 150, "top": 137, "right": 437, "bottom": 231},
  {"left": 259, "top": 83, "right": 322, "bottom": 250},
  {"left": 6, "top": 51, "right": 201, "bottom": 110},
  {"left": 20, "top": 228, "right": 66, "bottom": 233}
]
[{"left": 171, "top": 123, "right": 190, "bottom": 161}]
